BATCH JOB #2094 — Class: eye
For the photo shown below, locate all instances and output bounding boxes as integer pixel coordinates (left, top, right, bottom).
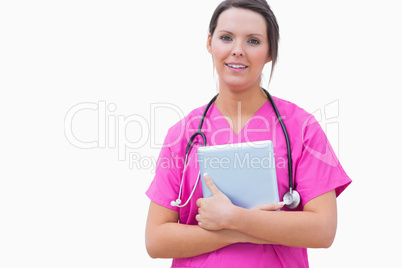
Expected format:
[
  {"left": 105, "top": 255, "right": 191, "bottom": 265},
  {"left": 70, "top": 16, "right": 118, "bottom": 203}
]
[
  {"left": 248, "top": 38, "right": 260, "bottom": 45},
  {"left": 220, "top": 35, "right": 233, "bottom": 42}
]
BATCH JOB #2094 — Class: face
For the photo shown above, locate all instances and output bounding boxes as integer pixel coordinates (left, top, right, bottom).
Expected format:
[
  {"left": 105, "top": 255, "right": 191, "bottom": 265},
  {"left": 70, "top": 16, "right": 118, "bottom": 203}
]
[{"left": 207, "top": 8, "right": 271, "bottom": 93}]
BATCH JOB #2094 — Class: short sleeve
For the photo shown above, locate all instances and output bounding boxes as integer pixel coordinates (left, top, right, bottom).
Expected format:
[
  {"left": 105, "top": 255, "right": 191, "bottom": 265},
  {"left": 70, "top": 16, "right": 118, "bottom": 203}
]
[
  {"left": 145, "top": 129, "right": 183, "bottom": 212},
  {"left": 295, "top": 115, "right": 352, "bottom": 207}
]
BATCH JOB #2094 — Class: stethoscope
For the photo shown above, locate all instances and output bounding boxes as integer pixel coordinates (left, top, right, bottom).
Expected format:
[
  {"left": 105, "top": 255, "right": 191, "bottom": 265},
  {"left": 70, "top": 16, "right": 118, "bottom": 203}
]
[{"left": 171, "top": 88, "right": 300, "bottom": 209}]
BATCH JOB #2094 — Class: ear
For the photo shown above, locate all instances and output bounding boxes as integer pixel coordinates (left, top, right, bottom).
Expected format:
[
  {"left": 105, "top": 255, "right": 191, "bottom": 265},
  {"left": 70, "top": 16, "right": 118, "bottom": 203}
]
[
  {"left": 265, "top": 53, "right": 272, "bottom": 64},
  {"left": 206, "top": 33, "right": 212, "bottom": 54}
]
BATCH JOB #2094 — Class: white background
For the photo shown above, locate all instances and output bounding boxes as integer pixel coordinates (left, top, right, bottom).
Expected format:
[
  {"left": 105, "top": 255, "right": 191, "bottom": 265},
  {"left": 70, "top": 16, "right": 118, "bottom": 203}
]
[{"left": 1, "top": 0, "right": 401, "bottom": 267}]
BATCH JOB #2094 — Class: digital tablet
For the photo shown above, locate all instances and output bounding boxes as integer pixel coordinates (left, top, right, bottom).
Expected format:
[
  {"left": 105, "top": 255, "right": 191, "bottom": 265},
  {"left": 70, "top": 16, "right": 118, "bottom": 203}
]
[{"left": 197, "top": 140, "right": 279, "bottom": 209}]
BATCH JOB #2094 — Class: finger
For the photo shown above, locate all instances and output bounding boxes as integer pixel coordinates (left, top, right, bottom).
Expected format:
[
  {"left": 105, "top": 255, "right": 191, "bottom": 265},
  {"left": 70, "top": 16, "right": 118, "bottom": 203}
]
[
  {"left": 252, "top": 202, "right": 285, "bottom": 211},
  {"left": 204, "top": 173, "right": 221, "bottom": 196},
  {"left": 195, "top": 214, "right": 201, "bottom": 222},
  {"left": 196, "top": 198, "right": 203, "bottom": 207}
]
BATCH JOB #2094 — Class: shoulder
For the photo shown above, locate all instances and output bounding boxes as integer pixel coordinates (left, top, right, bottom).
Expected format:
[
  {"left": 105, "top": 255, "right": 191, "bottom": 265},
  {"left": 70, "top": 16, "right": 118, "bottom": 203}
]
[
  {"left": 272, "top": 96, "right": 313, "bottom": 124},
  {"left": 162, "top": 104, "right": 208, "bottom": 151},
  {"left": 271, "top": 96, "right": 324, "bottom": 145}
]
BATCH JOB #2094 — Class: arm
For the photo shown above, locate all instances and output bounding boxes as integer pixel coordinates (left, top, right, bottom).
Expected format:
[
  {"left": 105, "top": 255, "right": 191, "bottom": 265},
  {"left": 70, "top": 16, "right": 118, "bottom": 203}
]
[
  {"left": 231, "top": 190, "right": 337, "bottom": 248},
  {"left": 145, "top": 201, "right": 274, "bottom": 259},
  {"left": 196, "top": 175, "right": 337, "bottom": 248}
]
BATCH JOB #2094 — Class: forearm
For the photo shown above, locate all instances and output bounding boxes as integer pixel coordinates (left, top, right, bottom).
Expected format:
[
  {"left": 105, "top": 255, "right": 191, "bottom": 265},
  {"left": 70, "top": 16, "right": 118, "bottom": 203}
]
[
  {"left": 147, "top": 223, "right": 262, "bottom": 258},
  {"left": 147, "top": 222, "right": 231, "bottom": 258},
  {"left": 146, "top": 222, "right": 272, "bottom": 259},
  {"left": 229, "top": 192, "right": 337, "bottom": 248},
  {"left": 231, "top": 209, "right": 335, "bottom": 248}
]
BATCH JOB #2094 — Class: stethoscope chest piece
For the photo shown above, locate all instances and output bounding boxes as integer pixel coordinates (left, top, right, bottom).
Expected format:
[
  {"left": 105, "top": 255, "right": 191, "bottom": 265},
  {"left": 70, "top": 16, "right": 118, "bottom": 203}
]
[{"left": 283, "top": 189, "right": 300, "bottom": 209}]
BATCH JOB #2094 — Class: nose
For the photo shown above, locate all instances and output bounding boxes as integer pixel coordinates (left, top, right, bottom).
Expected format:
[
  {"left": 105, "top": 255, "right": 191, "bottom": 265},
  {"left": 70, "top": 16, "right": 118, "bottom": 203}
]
[
  {"left": 231, "top": 41, "right": 244, "bottom": 57},
  {"left": 232, "top": 51, "right": 243, "bottom": 56}
]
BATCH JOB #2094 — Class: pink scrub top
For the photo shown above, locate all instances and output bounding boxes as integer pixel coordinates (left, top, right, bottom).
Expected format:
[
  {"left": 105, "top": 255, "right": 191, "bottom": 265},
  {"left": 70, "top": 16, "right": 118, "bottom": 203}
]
[{"left": 146, "top": 96, "right": 351, "bottom": 268}]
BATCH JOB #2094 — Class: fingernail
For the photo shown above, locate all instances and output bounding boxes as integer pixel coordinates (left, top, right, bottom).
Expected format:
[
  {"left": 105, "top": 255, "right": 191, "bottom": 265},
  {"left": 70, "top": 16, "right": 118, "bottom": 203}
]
[
  {"left": 203, "top": 173, "right": 210, "bottom": 180},
  {"left": 277, "top": 201, "right": 285, "bottom": 206}
]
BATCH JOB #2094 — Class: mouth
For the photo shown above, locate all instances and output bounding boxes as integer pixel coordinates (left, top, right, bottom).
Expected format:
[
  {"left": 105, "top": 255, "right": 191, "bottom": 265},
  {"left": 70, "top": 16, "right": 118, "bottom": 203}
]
[{"left": 225, "top": 63, "right": 248, "bottom": 69}]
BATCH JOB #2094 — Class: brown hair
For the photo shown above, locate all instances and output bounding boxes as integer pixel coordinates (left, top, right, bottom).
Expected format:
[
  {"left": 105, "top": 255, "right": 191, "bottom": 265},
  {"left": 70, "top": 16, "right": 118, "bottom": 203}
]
[{"left": 209, "top": 0, "right": 279, "bottom": 81}]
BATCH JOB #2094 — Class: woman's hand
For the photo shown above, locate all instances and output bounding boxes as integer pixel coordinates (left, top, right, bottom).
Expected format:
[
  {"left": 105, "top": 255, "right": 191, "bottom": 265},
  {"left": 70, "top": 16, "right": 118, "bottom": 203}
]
[
  {"left": 195, "top": 173, "right": 285, "bottom": 231},
  {"left": 195, "top": 174, "right": 236, "bottom": 231}
]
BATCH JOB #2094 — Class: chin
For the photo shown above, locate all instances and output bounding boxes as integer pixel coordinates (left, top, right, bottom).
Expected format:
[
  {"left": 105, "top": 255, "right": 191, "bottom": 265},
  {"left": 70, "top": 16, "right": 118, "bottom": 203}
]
[{"left": 220, "top": 79, "right": 261, "bottom": 93}]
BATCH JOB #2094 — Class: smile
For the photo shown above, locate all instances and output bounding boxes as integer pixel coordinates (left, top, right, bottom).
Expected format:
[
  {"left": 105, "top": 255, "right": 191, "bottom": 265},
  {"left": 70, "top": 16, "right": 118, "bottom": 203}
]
[{"left": 225, "top": 63, "right": 248, "bottom": 69}]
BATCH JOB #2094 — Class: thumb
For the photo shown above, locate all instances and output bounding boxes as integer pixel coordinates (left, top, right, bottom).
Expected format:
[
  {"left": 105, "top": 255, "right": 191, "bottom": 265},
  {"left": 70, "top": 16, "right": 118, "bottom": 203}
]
[
  {"left": 204, "top": 173, "right": 221, "bottom": 196},
  {"left": 251, "top": 202, "right": 285, "bottom": 211}
]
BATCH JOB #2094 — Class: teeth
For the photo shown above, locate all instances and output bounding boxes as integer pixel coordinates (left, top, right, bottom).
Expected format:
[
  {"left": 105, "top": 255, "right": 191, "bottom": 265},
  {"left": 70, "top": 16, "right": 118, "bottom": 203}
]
[{"left": 227, "top": 64, "right": 247, "bottom": 69}]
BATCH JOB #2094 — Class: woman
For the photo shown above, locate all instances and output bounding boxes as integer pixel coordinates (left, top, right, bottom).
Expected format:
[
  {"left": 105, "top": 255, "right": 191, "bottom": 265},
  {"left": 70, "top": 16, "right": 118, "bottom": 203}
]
[{"left": 146, "top": 0, "right": 351, "bottom": 267}]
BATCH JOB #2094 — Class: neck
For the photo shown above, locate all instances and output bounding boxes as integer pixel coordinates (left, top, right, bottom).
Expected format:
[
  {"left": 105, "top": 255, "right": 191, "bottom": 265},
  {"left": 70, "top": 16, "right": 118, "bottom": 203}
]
[
  {"left": 215, "top": 83, "right": 267, "bottom": 118},
  {"left": 214, "top": 82, "right": 268, "bottom": 135}
]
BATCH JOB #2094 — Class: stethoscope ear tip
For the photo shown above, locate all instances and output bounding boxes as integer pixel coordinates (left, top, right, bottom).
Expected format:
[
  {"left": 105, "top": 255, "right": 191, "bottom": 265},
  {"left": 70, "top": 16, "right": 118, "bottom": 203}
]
[{"left": 171, "top": 199, "right": 182, "bottom": 207}]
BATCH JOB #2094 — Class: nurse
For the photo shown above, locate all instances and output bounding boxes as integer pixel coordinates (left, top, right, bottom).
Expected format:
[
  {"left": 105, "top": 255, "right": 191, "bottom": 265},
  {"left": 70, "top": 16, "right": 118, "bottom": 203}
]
[{"left": 145, "top": 0, "right": 351, "bottom": 267}]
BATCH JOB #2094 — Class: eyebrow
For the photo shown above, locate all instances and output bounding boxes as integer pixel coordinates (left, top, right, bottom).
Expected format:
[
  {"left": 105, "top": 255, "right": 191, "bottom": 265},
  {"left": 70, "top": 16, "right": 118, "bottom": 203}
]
[{"left": 217, "top": 30, "right": 264, "bottom": 37}]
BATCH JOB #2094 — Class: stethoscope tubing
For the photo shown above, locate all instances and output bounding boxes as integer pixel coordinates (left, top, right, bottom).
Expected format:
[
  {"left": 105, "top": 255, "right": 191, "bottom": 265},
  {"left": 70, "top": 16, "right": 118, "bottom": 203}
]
[
  {"left": 262, "top": 89, "right": 294, "bottom": 192},
  {"left": 172, "top": 88, "right": 298, "bottom": 209},
  {"left": 190, "top": 89, "right": 294, "bottom": 190},
  {"left": 185, "top": 94, "right": 218, "bottom": 155}
]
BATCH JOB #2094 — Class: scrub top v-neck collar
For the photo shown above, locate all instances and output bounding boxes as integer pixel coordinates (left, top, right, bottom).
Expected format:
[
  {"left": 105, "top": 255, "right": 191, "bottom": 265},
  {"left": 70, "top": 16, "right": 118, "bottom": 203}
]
[{"left": 207, "top": 100, "right": 275, "bottom": 144}]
